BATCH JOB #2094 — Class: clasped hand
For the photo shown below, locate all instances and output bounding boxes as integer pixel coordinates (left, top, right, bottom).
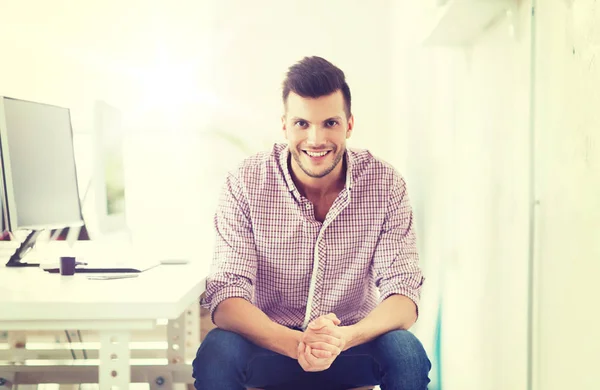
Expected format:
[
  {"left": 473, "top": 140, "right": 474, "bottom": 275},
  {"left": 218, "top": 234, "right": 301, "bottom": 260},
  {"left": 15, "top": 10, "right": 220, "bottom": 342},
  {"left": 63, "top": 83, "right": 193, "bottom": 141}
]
[{"left": 297, "top": 313, "right": 348, "bottom": 372}]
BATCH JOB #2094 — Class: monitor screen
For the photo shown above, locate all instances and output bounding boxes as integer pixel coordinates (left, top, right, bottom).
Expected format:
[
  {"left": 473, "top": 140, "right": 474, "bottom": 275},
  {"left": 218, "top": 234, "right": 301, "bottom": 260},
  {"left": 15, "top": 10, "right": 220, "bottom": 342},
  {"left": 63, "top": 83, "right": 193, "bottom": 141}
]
[
  {"left": 0, "top": 97, "right": 84, "bottom": 231},
  {"left": 93, "top": 100, "right": 127, "bottom": 234},
  {"left": 0, "top": 189, "right": 5, "bottom": 237}
]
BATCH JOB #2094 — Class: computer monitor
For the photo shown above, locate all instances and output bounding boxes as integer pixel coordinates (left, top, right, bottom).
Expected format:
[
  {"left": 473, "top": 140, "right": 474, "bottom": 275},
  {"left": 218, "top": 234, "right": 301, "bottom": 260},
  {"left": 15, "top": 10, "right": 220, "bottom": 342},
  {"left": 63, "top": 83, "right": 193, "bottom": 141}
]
[
  {"left": 93, "top": 100, "right": 128, "bottom": 235},
  {"left": 0, "top": 187, "right": 6, "bottom": 239},
  {"left": 0, "top": 96, "right": 84, "bottom": 266}
]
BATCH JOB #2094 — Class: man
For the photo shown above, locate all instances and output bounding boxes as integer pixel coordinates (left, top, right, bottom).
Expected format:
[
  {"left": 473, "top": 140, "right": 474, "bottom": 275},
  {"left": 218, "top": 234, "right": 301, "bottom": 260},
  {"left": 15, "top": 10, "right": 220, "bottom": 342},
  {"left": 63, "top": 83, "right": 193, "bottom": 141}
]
[{"left": 193, "top": 56, "right": 431, "bottom": 390}]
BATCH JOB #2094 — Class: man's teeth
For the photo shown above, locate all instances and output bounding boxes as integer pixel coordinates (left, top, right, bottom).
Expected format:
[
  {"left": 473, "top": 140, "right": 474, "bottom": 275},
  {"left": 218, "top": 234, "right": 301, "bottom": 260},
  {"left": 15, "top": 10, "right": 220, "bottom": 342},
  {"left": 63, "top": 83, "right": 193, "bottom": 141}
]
[{"left": 306, "top": 151, "right": 328, "bottom": 157}]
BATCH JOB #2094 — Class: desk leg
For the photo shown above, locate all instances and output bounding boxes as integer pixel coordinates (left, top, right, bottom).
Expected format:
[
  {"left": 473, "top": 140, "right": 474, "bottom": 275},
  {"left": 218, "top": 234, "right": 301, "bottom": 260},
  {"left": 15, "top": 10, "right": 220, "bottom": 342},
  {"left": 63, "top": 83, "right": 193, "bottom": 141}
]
[
  {"left": 7, "top": 332, "right": 27, "bottom": 364},
  {"left": 99, "top": 330, "right": 131, "bottom": 389},
  {"left": 187, "top": 301, "right": 201, "bottom": 360},
  {"left": 167, "top": 302, "right": 200, "bottom": 364}
]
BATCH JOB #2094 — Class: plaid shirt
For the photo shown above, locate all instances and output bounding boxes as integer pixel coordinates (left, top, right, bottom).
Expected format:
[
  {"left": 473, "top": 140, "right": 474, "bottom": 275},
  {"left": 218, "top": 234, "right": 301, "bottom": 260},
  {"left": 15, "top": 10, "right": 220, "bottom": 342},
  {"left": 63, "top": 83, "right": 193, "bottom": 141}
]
[{"left": 203, "top": 143, "right": 424, "bottom": 329}]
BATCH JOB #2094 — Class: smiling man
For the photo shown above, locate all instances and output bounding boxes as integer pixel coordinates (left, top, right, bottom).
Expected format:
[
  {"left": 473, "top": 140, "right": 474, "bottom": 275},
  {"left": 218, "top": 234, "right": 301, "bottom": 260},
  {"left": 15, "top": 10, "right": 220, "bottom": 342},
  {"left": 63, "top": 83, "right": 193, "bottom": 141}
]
[{"left": 192, "top": 56, "right": 431, "bottom": 390}]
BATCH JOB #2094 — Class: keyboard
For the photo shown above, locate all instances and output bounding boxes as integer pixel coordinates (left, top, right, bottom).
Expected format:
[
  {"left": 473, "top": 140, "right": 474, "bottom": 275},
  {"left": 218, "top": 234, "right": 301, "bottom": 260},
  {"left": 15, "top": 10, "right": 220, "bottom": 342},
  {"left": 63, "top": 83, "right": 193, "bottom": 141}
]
[
  {"left": 44, "top": 267, "right": 142, "bottom": 274},
  {"left": 43, "top": 261, "right": 161, "bottom": 274}
]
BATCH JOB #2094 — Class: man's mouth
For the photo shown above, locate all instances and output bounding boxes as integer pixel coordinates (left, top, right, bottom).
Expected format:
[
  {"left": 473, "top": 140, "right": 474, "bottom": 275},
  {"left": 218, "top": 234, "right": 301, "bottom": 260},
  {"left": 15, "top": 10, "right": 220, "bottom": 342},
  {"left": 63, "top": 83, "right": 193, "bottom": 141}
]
[{"left": 303, "top": 150, "right": 331, "bottom": 158}]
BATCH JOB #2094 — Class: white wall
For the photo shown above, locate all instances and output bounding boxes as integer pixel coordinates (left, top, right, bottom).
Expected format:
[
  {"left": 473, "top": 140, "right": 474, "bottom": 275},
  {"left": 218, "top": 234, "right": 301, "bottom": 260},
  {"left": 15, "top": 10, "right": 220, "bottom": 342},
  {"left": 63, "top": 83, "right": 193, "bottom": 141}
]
[
  {"left": 391, "top": 2, "right": 533, "bottom": 389},
  {"left": 0, "top": 1, "right": 398, "bottom": 257},
  {"left": 394, "top": 0, "right": 600, "bottom": 389},
  {"left": 533, "top": 1, "right": 600, "bottom": 389}
]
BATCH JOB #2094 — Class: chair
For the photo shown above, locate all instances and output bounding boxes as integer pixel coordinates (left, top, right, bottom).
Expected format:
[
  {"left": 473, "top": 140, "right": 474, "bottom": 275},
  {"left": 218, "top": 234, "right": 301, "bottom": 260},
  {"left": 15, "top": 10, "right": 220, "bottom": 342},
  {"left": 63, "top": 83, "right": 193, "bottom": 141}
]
[{"left": 248, "top": 388, "right": 374, "bottom": 390}]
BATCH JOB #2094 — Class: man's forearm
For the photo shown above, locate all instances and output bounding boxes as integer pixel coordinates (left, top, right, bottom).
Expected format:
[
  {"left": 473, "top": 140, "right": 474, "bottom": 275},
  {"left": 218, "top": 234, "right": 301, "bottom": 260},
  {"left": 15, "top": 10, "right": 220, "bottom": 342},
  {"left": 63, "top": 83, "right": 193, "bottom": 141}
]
[
  {"left": 213, "top": 297, "right": 302, "bottom": 358},
  {"left": 344, "top": 294, "right": 418, "bottom": 350}
]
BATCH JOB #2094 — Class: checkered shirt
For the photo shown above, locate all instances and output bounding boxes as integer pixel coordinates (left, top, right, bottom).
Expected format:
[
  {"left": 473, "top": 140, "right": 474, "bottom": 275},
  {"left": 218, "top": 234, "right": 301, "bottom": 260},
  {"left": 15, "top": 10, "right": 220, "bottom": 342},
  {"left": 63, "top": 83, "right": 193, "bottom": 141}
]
[{"left": 202, "top": 143, "right": 424, "bottom": 329}]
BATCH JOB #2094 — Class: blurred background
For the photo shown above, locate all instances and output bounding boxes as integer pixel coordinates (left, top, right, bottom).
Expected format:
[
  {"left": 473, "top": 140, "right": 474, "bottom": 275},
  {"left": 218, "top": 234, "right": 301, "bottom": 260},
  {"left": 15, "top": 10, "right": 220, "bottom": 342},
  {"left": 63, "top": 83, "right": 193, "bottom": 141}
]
[{"left": 0, "top": 0, "right": 598, "bottom": 389}]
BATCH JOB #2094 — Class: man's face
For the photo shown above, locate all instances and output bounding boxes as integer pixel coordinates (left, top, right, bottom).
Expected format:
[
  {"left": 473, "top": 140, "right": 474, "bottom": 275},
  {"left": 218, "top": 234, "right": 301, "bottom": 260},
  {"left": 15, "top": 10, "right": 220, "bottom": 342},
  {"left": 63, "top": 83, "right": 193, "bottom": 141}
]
[{"left": 282, "top": 90, "right": 353, "bottom": 179}]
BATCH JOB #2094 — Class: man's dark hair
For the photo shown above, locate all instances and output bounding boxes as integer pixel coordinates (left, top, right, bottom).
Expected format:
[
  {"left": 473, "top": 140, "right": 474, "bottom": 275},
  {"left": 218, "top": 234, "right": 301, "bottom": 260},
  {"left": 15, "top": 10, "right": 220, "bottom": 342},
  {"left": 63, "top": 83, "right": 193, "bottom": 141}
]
[{"left": 282, "top": 56, "right": 352, "bottom": 118}]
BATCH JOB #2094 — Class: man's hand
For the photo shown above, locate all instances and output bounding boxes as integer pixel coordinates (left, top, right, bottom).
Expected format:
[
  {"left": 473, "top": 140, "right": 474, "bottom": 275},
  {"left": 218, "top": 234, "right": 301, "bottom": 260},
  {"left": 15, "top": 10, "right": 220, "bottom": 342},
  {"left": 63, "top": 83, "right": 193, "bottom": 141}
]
[
  {"left": 303, "top": 314, "right": 346, "bottom": 356},
  {"left": 297, "top": 313, "right": 353, "bottom": 372},
  {"left": 297, "top": 340, "right": 337, "bottom": 372}
]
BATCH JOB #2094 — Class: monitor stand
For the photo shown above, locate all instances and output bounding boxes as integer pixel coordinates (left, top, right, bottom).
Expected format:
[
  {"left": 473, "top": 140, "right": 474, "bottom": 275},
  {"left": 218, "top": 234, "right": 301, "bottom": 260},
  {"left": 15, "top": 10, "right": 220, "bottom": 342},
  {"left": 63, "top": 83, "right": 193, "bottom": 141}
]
[{"left": 5, "top": 230, "right": 42, "bottom": 267}]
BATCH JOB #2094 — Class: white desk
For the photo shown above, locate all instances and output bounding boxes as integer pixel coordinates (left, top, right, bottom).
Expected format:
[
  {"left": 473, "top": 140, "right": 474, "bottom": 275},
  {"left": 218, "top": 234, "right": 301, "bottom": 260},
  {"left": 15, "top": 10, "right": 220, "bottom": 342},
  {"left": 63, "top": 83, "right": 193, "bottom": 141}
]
[{"left": 0, "top": 262, "right": 208, "bottom": 389}]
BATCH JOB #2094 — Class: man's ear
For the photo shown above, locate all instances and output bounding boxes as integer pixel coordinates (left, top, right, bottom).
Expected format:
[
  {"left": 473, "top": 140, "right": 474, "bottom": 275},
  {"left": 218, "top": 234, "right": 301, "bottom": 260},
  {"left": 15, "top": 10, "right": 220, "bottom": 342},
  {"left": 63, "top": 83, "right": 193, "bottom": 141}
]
[
  {"left": 346, "top": 115, "right": 354, "bottom": 139},
  {"left": 281, "top": 115, "right": 288, "bottom": 139}
]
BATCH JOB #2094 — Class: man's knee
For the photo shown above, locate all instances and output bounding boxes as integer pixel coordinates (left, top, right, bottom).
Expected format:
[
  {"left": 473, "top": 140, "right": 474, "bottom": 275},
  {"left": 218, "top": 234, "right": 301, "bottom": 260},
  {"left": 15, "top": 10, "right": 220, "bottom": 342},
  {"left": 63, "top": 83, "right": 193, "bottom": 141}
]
[
  {"left": 192, "top": 328, "right": 253, "bottom": 388},
  {"left": 373, "top": 330, "right": 431, "bottom": 379},
  {"left": 193, "top": 328, "right": 251, "bottom": 369}
]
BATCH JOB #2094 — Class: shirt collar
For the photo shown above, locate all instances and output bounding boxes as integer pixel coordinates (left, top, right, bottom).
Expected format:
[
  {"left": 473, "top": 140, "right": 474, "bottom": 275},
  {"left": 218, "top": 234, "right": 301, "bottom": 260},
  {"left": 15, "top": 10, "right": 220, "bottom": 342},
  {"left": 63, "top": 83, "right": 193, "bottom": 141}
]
[{"left": 278, "top": 144, "right": 354, "bottom": 193}]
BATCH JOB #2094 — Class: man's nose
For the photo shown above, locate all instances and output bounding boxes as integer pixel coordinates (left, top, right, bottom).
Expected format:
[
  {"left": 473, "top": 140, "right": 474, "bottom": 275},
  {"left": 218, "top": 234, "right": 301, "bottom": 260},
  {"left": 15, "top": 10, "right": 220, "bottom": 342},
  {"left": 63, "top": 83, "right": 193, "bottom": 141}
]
[{"left": 306, "top": 125, "right": 325, "bottom": 145}]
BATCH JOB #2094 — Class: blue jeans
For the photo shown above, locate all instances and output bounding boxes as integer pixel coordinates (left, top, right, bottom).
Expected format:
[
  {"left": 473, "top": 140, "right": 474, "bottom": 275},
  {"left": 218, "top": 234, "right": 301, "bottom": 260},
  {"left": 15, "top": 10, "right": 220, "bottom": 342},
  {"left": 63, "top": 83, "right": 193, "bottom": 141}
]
[{"left": 192, "top": 328, "right": 431, "bottom": 390}]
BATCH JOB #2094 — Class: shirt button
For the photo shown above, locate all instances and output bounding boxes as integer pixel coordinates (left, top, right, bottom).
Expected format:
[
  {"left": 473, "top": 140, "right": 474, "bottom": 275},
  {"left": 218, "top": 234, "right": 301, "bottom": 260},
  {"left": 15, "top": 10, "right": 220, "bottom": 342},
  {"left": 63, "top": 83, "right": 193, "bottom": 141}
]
[{"left": 305, "top": 204, "right": 311, "bottom": 209}]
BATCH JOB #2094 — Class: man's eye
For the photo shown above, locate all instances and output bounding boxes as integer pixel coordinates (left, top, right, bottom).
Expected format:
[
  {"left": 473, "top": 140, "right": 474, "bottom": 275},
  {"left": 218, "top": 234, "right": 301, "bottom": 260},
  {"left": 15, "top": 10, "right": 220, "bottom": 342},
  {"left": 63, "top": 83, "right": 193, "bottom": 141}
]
[
  {"left": 326, "top": 120, "right": 338, "bottom": 127},
  {"left": 295, "top": 121, "right": 308, "bottom": 127}
]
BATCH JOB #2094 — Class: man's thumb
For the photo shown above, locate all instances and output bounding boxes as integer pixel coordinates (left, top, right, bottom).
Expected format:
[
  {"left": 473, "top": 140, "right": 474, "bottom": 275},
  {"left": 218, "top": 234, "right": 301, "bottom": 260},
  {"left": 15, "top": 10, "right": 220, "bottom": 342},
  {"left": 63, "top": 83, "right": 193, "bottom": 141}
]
[{"left": 326, "top": 313, "right": 341, "bottom": 325}]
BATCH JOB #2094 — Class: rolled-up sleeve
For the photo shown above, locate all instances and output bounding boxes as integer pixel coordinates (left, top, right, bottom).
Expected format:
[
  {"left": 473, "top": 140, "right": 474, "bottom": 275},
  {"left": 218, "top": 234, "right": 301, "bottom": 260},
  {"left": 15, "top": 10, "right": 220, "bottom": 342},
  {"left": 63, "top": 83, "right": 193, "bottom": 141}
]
[
  {"left": 372, "top": 173, "right": 424, "bottom": 315},
  {"left": 201, "top": 171, "right": 258, "bottom": 322}
]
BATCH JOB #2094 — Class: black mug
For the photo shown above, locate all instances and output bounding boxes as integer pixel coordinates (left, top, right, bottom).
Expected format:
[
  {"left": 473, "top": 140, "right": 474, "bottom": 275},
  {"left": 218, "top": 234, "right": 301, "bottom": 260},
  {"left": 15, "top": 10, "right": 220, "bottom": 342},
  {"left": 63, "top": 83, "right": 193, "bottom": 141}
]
[{"left": 60, "top": 256, "right": 76, "bottom": 275}]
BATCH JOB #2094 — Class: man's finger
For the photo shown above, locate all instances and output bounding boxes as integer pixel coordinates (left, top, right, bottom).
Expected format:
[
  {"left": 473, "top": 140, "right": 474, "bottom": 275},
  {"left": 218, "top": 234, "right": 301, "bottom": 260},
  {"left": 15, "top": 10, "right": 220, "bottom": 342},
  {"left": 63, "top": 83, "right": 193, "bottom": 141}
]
[
  {"left": 309, "top": 320, "right": 331, "bottom": 330},
  {"left": 306, "top": 341, "right": 341, "bottom": 356},
  {"left": 297, "top": 345, "right": 312, "bottom": 371},
  {"left": 303, "top": 328, "right": 342, "bottom": 344},
  {"left": 324, "top": 313, "right": 341, "bottom": 325},
  {"left": 302, "top": 332, "right": 341, "bottom": 347},
  {"left": 303, "top": 332, "right": 341, "bottom": 347},
  {"left": 308, "top": 317, "right": 329, "bottom": 330},
  {"left": 298, "top": 342, "right": 321, "bottom": 372},
  {"left": 305, "top": 344, "right": 333, "bottom": 371},
  {"left": 309, "top": 325, "right": 340, "bottom": 337},
  {"left": 306, "top": 318, "right": 342, "bottom": 338},
  {"left": 308, "top": 313, "right": 339, "bottom": 330},
  {"left": 306, "top": 344, "right": 332, "bottom": 365},
  {"left": 311, "top": 348, "right": 332, "bottom": 359},
  {"left": 304, "top": 344, "right": 321, "bottom": 366},
  {"left": 311, "top": 325, "right": 343, "bottom": 339}
]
